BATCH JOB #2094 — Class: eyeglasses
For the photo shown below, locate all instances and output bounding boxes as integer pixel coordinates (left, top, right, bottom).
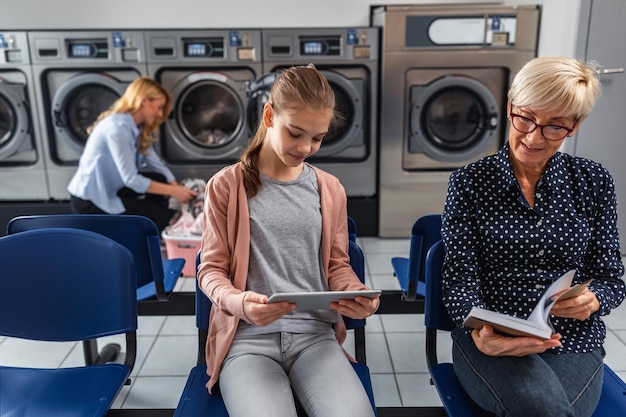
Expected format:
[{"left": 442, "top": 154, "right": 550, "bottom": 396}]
[{"left": 509, "top": 112, "right": 576, "bottom": 141}]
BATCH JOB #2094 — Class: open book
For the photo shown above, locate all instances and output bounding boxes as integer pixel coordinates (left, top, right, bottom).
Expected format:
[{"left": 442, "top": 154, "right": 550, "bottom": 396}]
[{"left": 463, "top": 270, "right": 592, "bottom": 339}]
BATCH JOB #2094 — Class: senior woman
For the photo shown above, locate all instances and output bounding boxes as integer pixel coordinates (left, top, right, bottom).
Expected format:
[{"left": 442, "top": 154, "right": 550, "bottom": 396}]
[{"left": 441, "top": 56, "right": 625, "bottom": 417}]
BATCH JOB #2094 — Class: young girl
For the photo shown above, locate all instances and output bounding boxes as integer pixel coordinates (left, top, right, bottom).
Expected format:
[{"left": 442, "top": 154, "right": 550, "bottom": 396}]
[
  {"left": 197, "top": 65, "right": 379, "bottom": 417},
  {"left": 67, "top": 77, "right": 197, "bottom": 232}
]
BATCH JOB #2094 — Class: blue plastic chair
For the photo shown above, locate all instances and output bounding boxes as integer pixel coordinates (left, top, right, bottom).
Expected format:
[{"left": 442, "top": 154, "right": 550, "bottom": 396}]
[
  {"left": 595, "top": 366, "right": 626, "bottom": 416},
  {"left": 7, "top": 214, "right": 184, "bottom": 302},
  {"left": 348, "top": 215, "right": 357, "bottom": 243},
  {"left": 423, "top": 240, "right": 491, "bottom": 416},
  {"left": 7, "top": 214, "right": 184, "bottom": 367},
  {"left": 391, "top": 214, "right": 441, "bottom": 301},
  {"left": 174, "top": 240, "right": 377, "bottom": 417},
  {"left": 424, "top": 239, "right": 626, "bottom": 417},
  {"left": 0, "top": 228, "right": 137, "bottom": 417}
]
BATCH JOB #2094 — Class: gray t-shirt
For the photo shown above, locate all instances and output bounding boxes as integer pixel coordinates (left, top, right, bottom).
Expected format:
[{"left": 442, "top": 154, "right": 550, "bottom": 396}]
[{"left": 236, "top": 165, "right": 338, "bottom": 337}]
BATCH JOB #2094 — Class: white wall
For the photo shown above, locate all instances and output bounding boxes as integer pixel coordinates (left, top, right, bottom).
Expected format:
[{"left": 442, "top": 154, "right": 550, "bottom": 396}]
[{"left": 1, "top": 0, "right": 579, "bottom": 57}]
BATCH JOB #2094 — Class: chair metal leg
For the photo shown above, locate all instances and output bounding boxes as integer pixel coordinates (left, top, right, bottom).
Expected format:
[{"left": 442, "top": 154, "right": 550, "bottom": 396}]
[{"left": 83, "top": 339, "right": 121, "bottom": 365}]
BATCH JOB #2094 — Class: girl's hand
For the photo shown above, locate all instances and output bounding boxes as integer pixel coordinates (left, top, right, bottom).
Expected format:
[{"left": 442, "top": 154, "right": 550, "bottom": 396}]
[
  {"left": 471, "top": 324, "right": 562, "bottom": 357},
  {"left": 242, "top": 291, "right": 296, "bottom": 326},
  {"left": 331, "top": 294, "right": 380, "bottom": 319}
]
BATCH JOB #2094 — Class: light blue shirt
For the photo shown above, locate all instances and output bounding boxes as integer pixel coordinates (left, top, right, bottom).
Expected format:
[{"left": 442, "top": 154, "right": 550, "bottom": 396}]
[{"left": 67, "top": 112, "right": 175, "bottom": 214}]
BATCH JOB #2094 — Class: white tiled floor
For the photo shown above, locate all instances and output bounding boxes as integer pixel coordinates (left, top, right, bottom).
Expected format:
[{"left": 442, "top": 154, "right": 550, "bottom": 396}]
[{"left": 1, "top": 236, "right": 625, "bottom": 411}]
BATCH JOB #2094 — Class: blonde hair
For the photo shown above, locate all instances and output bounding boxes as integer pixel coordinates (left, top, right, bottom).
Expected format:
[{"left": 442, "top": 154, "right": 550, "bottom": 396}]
[
  {"left": 508, "top": 56, "right": 601, "bottom": 121},
  {"left": 87, "top": 76, "right": 172, "bottom": 154},
  {"left": 240, "top": 64, "right": 336, "bottom": 197}
]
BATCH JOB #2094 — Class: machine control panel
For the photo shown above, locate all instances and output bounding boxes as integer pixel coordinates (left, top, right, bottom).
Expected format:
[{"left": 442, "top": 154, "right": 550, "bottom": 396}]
[
  {"left": 264, "top": 28, "right": 379, "bottom": 62},
  {"left": 146, "top": 30, "right": 262, "bottom": 63},
  {"left": 29, "top": 31, "right": 145, "bottom": 63},
  {"left": 405, "top": 15, "right": 519, "bottom": 47}
]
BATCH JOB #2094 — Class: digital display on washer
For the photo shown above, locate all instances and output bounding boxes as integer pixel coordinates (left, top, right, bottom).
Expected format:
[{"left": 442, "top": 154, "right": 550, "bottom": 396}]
[
  {"left": 67, "top": 39, "right": 108, "bottom": 58},
  {"left": 71, "top": 44, "right": 92, "bottom": 57},
  {"left": 186, "top": 43, "right": 207, "bottom": 57},
  {"left": 299, "top": 36, "right": 340, "bottom": 56},
  {"left": 182, "top": 38, "right": 223, "bottom": 58},
  {"left": 302, "top": 41, "right": 324, "bottom": 55}
]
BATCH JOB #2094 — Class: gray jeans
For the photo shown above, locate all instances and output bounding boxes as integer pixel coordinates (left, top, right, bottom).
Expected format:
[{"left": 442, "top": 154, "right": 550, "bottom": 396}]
[{"left": 219, "top": 330, "right": 375, "bottom": 417}]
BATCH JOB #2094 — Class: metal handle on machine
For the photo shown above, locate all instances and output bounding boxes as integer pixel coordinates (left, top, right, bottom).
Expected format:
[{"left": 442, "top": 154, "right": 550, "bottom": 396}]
[
  {"left": 53, "top": 110, "right": 68, "bottom": 127},
  {"left": 599, "top": 67, "right": 624, "bottom": 75}
]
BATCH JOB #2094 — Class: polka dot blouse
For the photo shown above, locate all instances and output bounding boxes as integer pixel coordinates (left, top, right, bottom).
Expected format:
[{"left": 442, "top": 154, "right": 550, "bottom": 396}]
[{"left": 442, "top": 143, "right": 626, "bottom": 354}]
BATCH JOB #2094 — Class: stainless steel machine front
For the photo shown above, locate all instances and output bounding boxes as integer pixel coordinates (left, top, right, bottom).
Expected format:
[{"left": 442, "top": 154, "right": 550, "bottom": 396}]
[
  {"left": 255, "top": 27, "right": 380, "bottom": 234},
  {"left": 0, "top": 31, "right": 49, "bottom": 200},
  {"left": 29, "top": 30, "right": 148, "bottom": 200},
  {"left": 258, "top": 27, "right": 380, "bottom": 200},
  {"left": 372, "top": 4, "right": 540, "bottom": 237},
  {"left": 145, "top": 29, "right": 263, "bottom": 182}
]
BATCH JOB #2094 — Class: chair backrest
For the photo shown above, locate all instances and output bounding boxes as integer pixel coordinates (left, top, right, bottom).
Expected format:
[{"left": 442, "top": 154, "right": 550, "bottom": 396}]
[
  {"left": 195, "top": 250, "right": 210, "bottom": 365},
  {"left": 0, "top": 227, "right": 138, "bottom": 369},
  {"left": 343, "top": 239, "right": 367, "bottom": 330},
  {"left": 348, "top": 216, "right": 357, "bottom": 243},
  {"left": 7, "top": 214, "right": 165, "bottom": 290},
  {"left": 194, "top": 240, "right": 369, "bottom": 364},
  {"left": 424, "top": 240, "right": 454, "bottom": 331},
  {"left": 423, "top": 239, "right": 454, "bottom": 369},
  {"left": 406, "top": 214, "right": 442, "bottom": 299}
]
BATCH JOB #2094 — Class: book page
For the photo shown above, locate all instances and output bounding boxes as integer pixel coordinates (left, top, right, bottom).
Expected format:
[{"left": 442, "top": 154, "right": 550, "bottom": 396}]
[
  {"left": 463, "top": 269, "right": 587, "bottom": 339},
  {"left": 527, "top": 269, "right": 576, "bottom": 325},
  {"left": 464, "top": 308, "right": 555, "bottom": 338}
]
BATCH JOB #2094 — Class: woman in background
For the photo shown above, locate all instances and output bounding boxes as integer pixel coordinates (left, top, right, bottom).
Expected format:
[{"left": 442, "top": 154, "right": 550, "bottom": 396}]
[
  {"left": 67, "top": 76, "right": 197, "bottom": 232},
  {"left": 197, "top": 65, "right": 379, "bottom": 417}
]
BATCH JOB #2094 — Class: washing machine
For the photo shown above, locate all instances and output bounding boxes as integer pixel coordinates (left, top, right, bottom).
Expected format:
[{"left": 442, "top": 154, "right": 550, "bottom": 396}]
[
  {"left": 258, "top": 27, "right": 379, "bottom": 197},
  {"left": 144, "top": 29, "right": 263, "bottom": 182},
  {"left": 28, "top": 30, "right": 148, "bottom": 200},
  {"left": 256, "top": 27, "right": 380, "bottom": 234},
  {"left": 0, "top": 31, "right": 49, "bottom": 201},
  {"left": 372, "top": 4, "right": 540, "bottom": 237}
]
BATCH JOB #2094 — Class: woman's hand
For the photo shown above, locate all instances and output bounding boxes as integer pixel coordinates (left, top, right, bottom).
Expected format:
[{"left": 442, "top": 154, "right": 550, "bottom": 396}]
[
  {"left": 242, "top": 291, "right": 296, "bottom": 326},
  {"left": 170, "top": 184, "right": 198, "bottom": 203},
  {"left": 147, "top": 180, "right": 199, "bottom": 203},
  {"left": 331, "top": 294, "right": 380, "bottom": 319},
  {"left": 471, "top": 324, "right": 562, "bottom": 357},
  {"left": 550, "top": 288, "right": 600, "bottom": 321}
]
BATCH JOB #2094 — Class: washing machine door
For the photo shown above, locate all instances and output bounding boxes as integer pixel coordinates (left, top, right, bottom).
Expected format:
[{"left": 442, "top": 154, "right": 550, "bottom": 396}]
[
  {"left": 247, "top": 69, "right": 365, "bottom": 160},
  {"left": 0, "top": 81, "right": 33, "bottom": 161},
  {"left": 409, "top": 75, "right": 500, "bottom": 163},
  {"left": 246, "top": 72, "right": 277, "bottom": 136},
  {"left": 316, "top": 70, "right": 365, "bottom": 159},
  {"left": 51, "top": 72, "right": 125, "bottom": 154},
  {"left": 165, "top": 71, "right": 247, "bottom": 160}
]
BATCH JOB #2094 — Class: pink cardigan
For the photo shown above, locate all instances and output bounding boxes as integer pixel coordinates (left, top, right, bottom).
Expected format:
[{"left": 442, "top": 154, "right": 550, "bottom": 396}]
[{"left": 197, "top": 162, "right": 368, "bottom": 393}]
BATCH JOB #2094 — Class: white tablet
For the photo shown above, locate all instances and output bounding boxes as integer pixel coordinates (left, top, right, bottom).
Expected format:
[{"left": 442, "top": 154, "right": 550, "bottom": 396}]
[{"left": 267, "top": 290, "right": 382, "bottom": 311}]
